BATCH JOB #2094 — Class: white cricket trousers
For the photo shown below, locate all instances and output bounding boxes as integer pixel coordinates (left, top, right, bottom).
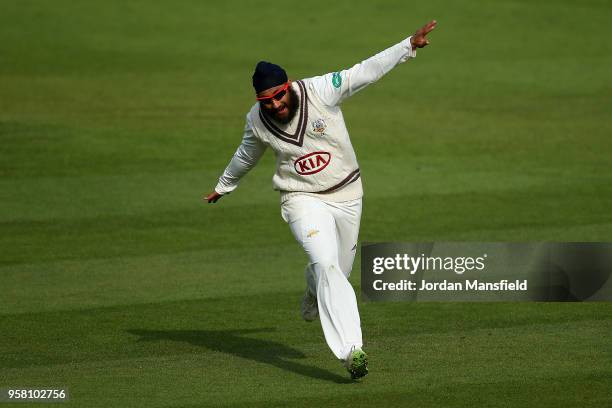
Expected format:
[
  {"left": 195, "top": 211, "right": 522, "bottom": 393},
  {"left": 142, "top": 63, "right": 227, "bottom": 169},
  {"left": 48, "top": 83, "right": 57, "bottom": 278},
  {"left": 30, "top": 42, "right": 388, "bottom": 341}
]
[{"left": 281, "top": 194, "right": 363, "bottom": 360}]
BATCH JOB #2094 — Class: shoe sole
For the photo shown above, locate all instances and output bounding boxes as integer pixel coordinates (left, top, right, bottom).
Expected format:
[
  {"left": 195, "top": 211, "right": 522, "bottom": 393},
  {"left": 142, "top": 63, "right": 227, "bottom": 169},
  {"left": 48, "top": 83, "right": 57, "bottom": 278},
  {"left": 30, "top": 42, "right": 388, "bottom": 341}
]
[{"left": 348, "top": 350, "right": 368, "bottom": 379}]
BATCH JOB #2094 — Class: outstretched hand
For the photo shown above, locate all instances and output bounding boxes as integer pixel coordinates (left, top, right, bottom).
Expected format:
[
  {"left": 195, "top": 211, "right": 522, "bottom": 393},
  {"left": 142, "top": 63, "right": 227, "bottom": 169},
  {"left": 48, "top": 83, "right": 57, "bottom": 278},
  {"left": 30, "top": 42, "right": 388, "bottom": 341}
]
[
  {"left": 205, "top": 191, "right": 223, "bottom": 204},
  {"left": 411, "top": 20, "right": 437, "bottom": 50}
]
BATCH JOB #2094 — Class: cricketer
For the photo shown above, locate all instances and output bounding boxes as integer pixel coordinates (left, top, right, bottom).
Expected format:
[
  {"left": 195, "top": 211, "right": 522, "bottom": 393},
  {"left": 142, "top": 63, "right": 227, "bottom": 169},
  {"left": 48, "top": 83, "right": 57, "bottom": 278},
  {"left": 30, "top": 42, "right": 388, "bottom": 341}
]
[{"left": 206, "top": 20, "right": 437, "bottom": 379}]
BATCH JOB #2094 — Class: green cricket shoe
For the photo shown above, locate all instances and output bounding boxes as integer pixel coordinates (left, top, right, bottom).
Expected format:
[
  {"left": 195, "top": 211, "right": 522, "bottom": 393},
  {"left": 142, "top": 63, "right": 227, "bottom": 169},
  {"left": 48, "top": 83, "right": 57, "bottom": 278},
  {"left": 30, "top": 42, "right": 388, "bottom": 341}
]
[{"left": 345, "top": 347, "right": 368, "bottom": 380}]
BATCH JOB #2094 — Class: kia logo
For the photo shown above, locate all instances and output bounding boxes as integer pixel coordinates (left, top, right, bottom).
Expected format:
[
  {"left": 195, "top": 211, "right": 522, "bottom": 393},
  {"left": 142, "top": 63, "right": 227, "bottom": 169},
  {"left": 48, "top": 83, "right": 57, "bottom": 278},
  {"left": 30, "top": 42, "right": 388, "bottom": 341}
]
[{"left": 294, "top": 152, "right": 331, "bottom": 175}]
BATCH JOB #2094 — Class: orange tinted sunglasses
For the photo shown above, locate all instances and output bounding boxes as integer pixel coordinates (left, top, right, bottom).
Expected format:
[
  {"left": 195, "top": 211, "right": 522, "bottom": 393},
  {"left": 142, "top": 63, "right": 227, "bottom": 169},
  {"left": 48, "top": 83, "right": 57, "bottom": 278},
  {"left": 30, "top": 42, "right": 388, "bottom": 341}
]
[{"left": 256, "top": 82, "right": 290, "bottom": 102}]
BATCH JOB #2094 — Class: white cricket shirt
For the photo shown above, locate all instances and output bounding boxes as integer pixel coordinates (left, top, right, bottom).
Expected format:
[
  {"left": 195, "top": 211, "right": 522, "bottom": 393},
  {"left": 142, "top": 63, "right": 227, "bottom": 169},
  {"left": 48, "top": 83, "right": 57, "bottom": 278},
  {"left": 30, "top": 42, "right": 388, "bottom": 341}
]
[{"left": 214, "top": 36, "right": 416, "bottom": 203}]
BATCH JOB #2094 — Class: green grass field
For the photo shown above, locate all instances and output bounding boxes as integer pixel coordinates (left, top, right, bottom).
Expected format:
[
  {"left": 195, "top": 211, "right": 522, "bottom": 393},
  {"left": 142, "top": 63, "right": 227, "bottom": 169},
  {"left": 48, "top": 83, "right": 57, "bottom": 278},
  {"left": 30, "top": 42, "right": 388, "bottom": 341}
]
[{"left": 1, "top": 0, "right": 611, "bottom": 406}]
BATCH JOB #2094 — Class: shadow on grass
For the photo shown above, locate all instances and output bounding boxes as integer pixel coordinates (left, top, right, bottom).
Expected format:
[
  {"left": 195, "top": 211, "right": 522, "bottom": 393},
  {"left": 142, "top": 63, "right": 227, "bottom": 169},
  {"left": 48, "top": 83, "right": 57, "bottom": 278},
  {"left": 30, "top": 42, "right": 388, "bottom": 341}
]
[{"left": 128, "top": 328, "right": 352, "bottom": 384}]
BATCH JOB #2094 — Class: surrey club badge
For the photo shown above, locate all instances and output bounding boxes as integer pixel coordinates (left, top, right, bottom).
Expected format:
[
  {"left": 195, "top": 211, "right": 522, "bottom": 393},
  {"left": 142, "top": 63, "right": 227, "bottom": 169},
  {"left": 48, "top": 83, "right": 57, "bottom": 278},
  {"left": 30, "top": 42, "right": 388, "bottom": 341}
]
[{"left": 311, "top": 118, "right": 327, "bottom": 135}]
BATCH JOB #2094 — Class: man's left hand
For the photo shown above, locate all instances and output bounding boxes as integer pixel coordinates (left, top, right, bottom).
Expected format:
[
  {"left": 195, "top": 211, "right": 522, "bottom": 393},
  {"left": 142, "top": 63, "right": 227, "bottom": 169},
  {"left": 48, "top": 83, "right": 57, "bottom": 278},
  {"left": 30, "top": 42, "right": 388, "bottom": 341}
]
[{"left": 411, "top": 20, "right": 437, "bottom": 50}]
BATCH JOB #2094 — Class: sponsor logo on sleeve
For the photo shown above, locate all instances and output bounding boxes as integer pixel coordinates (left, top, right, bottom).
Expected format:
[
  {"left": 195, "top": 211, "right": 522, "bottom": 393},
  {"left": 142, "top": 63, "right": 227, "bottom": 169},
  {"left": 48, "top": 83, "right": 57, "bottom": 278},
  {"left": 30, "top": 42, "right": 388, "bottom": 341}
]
[
  {"left": 332, "top": 72, "right": 342, "bottom": 88},
  {"left": 294, "top": 152, "right": 331, "bottom": 175}
]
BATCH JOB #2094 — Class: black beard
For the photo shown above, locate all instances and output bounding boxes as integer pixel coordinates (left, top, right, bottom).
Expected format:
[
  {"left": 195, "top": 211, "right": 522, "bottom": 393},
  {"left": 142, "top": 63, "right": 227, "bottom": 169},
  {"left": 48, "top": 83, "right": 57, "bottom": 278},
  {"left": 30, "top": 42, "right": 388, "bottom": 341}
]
[{"left": 262, "top": 86, "right": 299, "bottom": 124}]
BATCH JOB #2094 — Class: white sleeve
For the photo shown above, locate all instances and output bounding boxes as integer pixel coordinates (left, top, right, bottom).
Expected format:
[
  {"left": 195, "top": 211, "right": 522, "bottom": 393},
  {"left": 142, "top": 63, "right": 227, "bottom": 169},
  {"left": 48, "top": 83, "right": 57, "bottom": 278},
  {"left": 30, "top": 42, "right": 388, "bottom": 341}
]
[
  {"left": 310, "top": 36, "right": 416, "bottom": 106},
  {"left": 214, "top": 115, "right": 267, "bottom": 195}
]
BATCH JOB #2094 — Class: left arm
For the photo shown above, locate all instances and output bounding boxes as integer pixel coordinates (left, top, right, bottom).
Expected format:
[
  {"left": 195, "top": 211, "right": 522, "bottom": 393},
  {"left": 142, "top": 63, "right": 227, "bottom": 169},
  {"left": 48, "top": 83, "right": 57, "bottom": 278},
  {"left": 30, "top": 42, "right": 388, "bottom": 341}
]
[{"left": 311, "top": 20, "right": 437, "bottom": 106}]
